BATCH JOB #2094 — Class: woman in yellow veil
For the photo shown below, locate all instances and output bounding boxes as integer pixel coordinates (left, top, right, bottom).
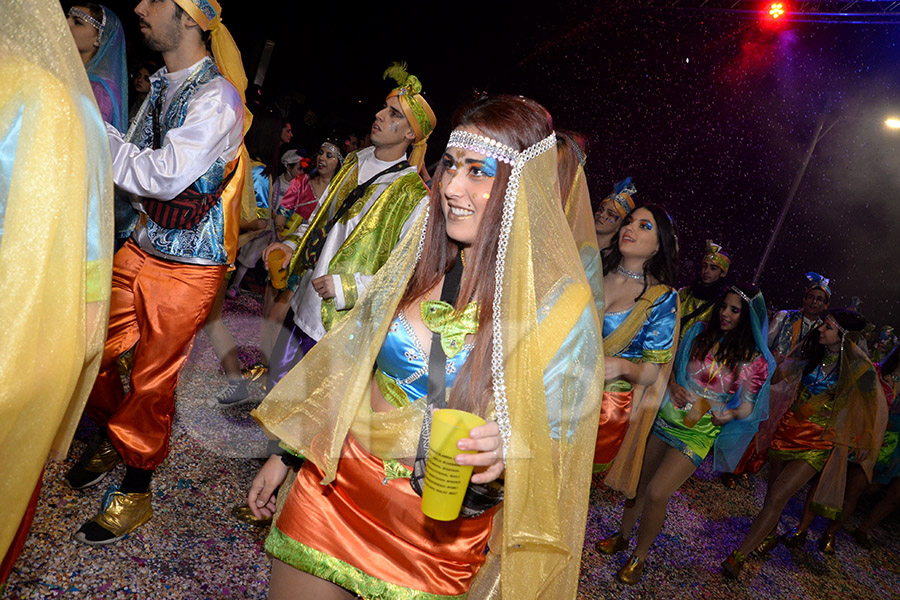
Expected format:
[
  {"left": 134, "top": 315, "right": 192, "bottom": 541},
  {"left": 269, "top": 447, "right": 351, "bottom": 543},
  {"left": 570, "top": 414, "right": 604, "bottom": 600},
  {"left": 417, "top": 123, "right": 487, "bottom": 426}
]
[
  {"left": 248, "top": 96, "right": 603, "bottom": 599},
  {"left": 0, "top": 0, "right": 113, "bottom": 584}
]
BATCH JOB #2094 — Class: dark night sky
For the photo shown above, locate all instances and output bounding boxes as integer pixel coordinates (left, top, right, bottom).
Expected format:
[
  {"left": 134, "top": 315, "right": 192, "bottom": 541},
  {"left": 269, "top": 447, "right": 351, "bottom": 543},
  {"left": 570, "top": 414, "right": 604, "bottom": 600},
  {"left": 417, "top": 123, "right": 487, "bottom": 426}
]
[{"left": 100, "top": 0, "right": 900, "bottom": 327}]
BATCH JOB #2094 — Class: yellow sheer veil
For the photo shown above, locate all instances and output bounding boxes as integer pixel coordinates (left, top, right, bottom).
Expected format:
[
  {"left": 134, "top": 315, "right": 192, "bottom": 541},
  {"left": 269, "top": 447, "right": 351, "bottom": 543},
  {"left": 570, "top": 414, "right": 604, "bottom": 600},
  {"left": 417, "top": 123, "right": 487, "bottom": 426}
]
[
  {"left": 253, "top": 122, "right": 603, "bottom": 597},
  {"left": 0, "top": 0, "right": 113, "bottom": 559},
  {"left": 812, "top": 335, "right": 887, "bottom": 517}
]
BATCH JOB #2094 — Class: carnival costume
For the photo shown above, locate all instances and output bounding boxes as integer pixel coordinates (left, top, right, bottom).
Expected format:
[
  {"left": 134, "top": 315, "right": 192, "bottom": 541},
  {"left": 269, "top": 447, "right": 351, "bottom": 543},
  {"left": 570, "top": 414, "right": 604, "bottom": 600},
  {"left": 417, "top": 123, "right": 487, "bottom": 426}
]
[
  {"left": 652, "top": 291, "right": 774, "bottom": 470},
  {"left": 593, "top": 287, "right": 679, "bottom": 477},
  {"left": 604, "top": 177, "right": 636, "bottom": 219},
  {"left": 268, "top": 65, "right": 434, "bottom": 387},
  {"left": 68, "top": 4, "right": 128, "bottom": 132},
  {"left": 560, "top": 137, "right": 604, "bottom": 317},
  {"left": 678, "top": 241, "right": 730, "bottom": 335},
  {"left": 762, "top": 329, "right": 886, "bottom": 517},
  {"left": 1, "top": 0, "right": 113, "bottom": 572},
  {"left": 72, "top": 0, "right": 252, "bottom": 543},
  {"left": 873, "top": 364, "right": 900, "bottom": 484},
  {"left": 253, "top": 130, "right": 603, "bottom": 599},
  {"left": 768, "top": 272, "right": 831, "bottom": 356}
]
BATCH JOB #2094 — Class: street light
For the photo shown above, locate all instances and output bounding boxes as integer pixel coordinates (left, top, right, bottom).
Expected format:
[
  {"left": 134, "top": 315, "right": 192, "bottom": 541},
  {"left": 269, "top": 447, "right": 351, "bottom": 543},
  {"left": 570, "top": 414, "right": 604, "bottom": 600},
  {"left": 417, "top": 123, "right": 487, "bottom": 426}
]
[{"left": 753, "top": 113, "right": 899, "bottom": 284}]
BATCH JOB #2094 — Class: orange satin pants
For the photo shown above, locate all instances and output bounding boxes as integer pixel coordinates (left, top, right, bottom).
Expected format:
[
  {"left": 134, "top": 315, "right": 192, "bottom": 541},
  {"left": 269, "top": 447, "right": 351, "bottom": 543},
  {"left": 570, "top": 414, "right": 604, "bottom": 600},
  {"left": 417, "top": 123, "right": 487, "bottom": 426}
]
[{"left": 85, "top": 240, "right": 225, "bottom": 470}]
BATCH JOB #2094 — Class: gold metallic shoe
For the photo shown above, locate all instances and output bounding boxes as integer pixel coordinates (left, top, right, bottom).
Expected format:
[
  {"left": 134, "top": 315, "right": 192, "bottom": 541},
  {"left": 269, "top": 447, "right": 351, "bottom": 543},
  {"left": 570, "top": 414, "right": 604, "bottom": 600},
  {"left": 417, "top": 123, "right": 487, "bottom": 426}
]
[
  {"left": 818, "top": 532, "right": 836, "bottom": 555},
  {"left": 597, "top": 533, "right": 629, "bottom": 555},
  {"left": 616, "top": 554, "right": 644, "bottom": 585},
  {"left": 241, "top": 363, "right": 268, "bottom": 382},
  {"left": 115, "top": 350, "right": 134, "bottom": 377},
  {"left": 74, "top": 491, "right": 152, "bottom": 546},
  {"left": 782, "top": 527, "right": 808, "bottom": 549},
  {"left": 722, "top": 550, "right": 746, "bottom": 578},
  {"left": 65, "top": 438, "right": 122, "bottom": 490},
  {"left": 232, "top": 503, "right": 272, "bottom": 527},
  {"left": 753, "top": 530, "right": 779, "bottom": 556},
  {"left": 85, "top": 438, "right": 122, "bottom": 472}
]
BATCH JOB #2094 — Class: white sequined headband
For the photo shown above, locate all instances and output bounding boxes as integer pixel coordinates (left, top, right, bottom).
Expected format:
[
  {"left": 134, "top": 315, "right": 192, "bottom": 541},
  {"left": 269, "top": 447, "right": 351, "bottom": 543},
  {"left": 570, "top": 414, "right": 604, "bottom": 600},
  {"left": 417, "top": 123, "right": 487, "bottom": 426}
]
[
  {"left": 68, "top": 7, "right": 106, "bottom": 41},
  {"left": 446, "top": 130, "right": 520, "bottom": 165},
  {"left": 488, "top": 131, "right": 556, "bottom": 460},
  {"left": 730, "top": 286, "right": 751, "bottom": 305},
  {"left": 319, "top": 142, "right": 344, "bottom": 163}
]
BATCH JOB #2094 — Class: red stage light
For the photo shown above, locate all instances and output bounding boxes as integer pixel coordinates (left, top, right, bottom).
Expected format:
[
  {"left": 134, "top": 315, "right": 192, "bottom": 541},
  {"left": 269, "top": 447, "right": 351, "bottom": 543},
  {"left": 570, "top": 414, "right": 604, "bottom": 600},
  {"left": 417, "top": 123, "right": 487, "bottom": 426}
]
[{"left": 768, "top": 2, "right": 785, "bottom": 19}]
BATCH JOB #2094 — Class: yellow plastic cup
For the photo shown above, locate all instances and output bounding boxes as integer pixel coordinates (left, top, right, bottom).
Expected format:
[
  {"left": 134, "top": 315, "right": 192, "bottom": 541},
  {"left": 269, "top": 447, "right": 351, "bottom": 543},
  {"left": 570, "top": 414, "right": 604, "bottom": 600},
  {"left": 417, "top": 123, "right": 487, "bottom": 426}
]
[
  {"left": 683, "top": 396, "right": 711, "bottom": 428},
  {"left": 267, "top": 249, "right": 287, "bottom": 290},
  {"left": 421, "top": 408, "right": 486, "bottom": 521}
]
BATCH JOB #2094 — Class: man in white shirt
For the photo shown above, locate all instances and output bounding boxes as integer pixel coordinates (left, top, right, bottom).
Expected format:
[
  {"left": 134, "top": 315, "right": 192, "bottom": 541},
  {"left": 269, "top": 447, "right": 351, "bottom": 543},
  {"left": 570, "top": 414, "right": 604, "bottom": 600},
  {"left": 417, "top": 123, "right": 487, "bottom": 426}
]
[
  {"left": 260, "top": 63, "right": 435, "bottom": 393},
  {"left": 65, "top": 0, "right": 249, "bottom": 546}
]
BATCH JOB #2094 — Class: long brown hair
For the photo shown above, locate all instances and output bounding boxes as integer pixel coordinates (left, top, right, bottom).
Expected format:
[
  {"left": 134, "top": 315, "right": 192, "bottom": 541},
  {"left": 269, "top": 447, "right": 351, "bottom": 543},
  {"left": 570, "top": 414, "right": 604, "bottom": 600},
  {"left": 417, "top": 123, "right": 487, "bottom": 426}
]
[
  {"left": 399, "top": 95, "right": 554, "bottom": 415},
  {"left": 690, "top": 284, "right": 759, "bottom": 370}
]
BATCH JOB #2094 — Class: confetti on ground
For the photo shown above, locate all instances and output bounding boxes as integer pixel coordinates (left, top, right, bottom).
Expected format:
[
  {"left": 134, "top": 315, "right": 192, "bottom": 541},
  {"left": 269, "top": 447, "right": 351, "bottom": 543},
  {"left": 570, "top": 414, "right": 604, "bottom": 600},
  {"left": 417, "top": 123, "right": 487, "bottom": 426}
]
[{"left": 6, "top": 290, "right": 898, "bottom": 599}]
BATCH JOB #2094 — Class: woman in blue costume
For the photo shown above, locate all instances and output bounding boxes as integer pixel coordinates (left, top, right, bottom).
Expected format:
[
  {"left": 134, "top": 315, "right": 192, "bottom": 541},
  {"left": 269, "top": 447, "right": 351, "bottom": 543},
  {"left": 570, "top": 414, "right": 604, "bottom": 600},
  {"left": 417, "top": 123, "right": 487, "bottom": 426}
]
[
  {"left": 247, "top": 96, "right": 603, "bottom": 599},
  {"left": 66, "top": 4, "right": 127, "bottom": 132},
  {"left": 598, "top": 284, "right": 773, "bottom": 584},
  {"left": 820, "top": 344, "right": 899, "bottom": 551},
  {"left": 593, "top": 204, "right": 680, "bottom": 473},
  {"left": 723, "top": 308, "right": 885, "bottom": 577}
]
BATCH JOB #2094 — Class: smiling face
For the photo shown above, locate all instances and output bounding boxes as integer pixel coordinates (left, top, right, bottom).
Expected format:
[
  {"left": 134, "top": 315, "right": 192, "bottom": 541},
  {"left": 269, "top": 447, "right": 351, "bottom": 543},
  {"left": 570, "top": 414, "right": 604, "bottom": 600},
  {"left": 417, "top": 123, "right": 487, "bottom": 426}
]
[
  {"left": 719, "top": 292, "right": 743, "bottom": 332},
  {"left": 618, "top": 207, "right": 660, "bottom": 261},
  {"left": 439, "top": 129, "right": 498, "bottom": 247},
  {"left": 818, "top": 316, "right": 842, "bottom": 348},
  {"left": 594, "top": 199, "right": 622, "bottom": 235},
  {"left": 370, "top": 96, "right": 414, "bottom": 148}
]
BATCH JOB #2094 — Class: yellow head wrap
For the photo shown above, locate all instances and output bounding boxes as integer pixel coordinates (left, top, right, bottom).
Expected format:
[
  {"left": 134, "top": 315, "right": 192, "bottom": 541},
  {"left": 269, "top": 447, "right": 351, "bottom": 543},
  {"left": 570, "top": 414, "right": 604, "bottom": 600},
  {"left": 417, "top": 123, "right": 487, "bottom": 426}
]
[
  {"left": 171, "top": 0, "right": 255, "bottom": 223},
  {"left": 702, "top": 240, "right": 731, "bottom": 274},
  {"left": 383, "top": 62, "right": 436, "bottom": 170}
]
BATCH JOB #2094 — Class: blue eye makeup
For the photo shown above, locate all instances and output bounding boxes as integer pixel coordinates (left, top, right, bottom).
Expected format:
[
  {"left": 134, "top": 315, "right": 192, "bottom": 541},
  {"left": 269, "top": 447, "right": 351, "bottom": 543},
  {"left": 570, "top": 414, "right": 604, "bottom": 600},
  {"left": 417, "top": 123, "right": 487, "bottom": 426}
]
[
  {"left": 639, "top": 220, "right": 654, "bottom": 231},
  {"left": 479, "top": 157, "right": 498, "bottom": 178}
]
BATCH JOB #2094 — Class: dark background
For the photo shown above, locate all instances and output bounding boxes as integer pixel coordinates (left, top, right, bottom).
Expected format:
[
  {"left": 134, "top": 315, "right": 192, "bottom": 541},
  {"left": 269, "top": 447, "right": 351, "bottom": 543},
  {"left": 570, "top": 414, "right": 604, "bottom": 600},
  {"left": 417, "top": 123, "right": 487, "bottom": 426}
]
[{"left": 92, "top": 0, "right": 900, "bottom": 328}]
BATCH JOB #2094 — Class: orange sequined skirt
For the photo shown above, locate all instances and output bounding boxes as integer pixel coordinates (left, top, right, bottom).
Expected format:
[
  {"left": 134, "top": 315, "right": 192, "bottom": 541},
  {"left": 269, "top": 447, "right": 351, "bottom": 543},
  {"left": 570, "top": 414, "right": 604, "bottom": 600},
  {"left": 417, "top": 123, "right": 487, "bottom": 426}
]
[
  {"left": 593, "top": 389, "right": 634, "bottom": 469},
  {"left": 267, "top": 435, "right": 495, "bottom": 599}
]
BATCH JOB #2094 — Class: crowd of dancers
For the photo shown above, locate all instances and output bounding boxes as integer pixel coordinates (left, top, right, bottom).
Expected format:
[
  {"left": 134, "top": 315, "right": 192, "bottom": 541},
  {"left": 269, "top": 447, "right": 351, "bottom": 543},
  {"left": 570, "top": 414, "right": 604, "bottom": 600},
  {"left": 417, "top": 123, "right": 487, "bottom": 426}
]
[{"left": 3, "top": 1, "right": 899, "bottom": 598}]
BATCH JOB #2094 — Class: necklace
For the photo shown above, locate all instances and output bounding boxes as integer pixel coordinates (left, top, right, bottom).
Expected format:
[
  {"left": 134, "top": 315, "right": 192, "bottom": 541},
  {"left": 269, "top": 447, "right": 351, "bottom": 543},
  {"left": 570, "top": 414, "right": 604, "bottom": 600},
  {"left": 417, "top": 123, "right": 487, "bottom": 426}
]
[
  {"left": 461, "top": 249, "right": 466, "bottom": 268},
  {"left": 821, "top": 351, "right": 839, "bottom": 367},
  {"left": 704, "top": 343, "right": 726, "bottom": 394},
  {"left": 616, "top": 264, "right": 645, "bottom": 281}
]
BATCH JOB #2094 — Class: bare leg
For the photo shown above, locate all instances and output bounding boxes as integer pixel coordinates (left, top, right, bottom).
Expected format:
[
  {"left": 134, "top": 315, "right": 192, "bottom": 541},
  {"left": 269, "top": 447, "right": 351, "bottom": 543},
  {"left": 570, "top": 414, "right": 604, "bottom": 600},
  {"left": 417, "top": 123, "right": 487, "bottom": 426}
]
[
  {"left": 202, "top": 277, "right": 242, "bottom": 380},
  {"left": 825, "top": 463, "right": 870, "bottom": 535},
  {"left": 632, "top": 446, "right": 697, "bottom": 560},
  {"left": 736, "top": 459, "right": 818, "bottom": 556},
  {"left": 618, "top": 435, "right": 670, "bottom": 537},
  {"left": 794, "top": 473, "right": 821, "bottom": 534},
  {"left": 857, "top": 476, "right": 900, "bottom": 534},
  {"left": 261, "top": 287, "right": 294, "bottom": 367},
  {"left": 268, "top": 558, "right": 356, "bottom": 600},
  {"left": 229, "top": 263, "right": 250, "bottom": 292}
]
